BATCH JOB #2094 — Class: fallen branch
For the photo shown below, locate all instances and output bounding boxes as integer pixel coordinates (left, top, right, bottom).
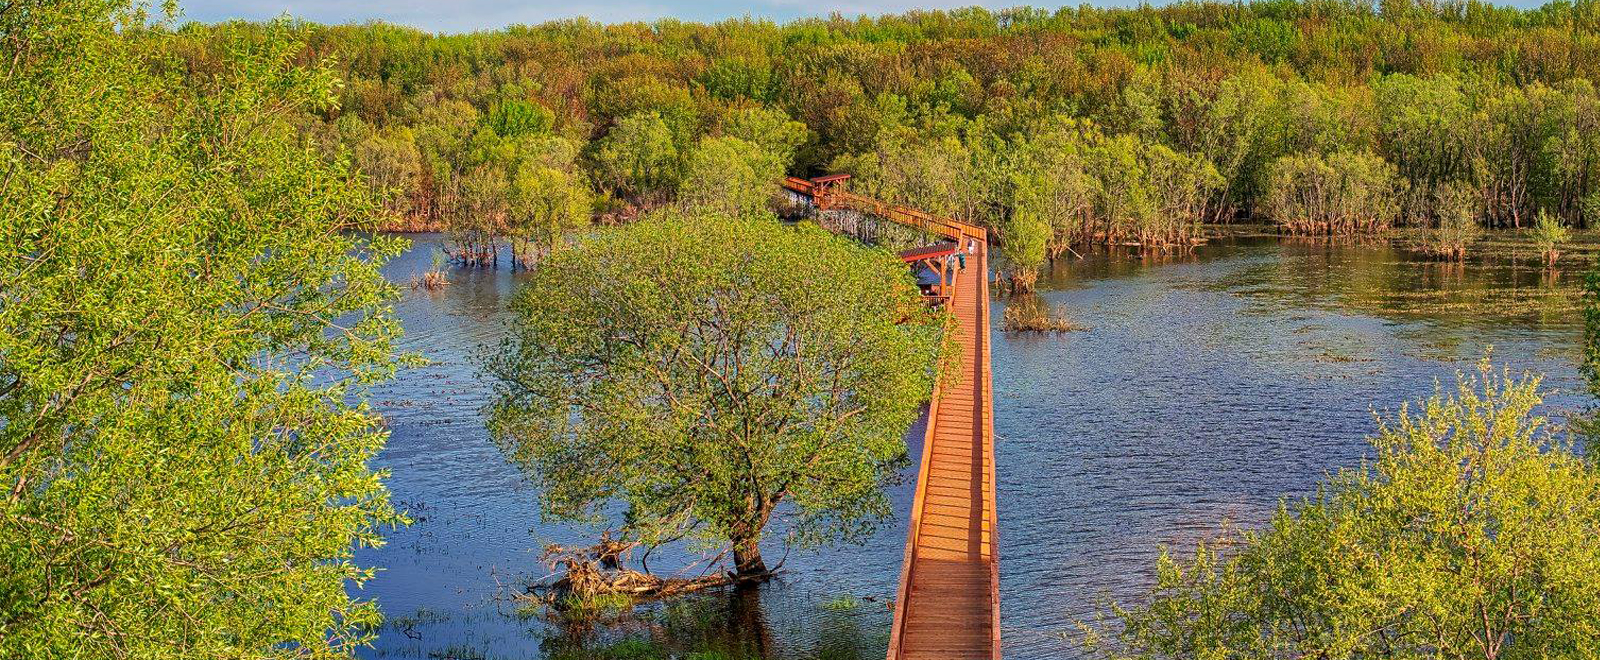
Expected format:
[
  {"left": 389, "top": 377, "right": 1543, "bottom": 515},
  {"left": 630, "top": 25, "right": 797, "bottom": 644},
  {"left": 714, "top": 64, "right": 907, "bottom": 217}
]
[{"left": 528, "top": 534, "right": 772, "bottom": 614}]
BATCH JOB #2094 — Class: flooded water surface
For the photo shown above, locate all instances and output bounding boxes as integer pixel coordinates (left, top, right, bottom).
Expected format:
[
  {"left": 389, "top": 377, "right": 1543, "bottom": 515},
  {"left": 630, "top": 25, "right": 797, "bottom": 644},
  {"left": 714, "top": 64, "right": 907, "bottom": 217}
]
[{"left": 359, "top": 233, "right": 1588, "bottom": 660}]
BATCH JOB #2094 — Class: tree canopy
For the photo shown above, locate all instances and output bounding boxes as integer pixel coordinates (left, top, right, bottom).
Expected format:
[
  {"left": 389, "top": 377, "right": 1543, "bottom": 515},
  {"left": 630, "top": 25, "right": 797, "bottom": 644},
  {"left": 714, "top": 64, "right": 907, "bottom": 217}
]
[
  {"left": 0, "top": 2, "right": 405, "bottom": 657},
  {"left": 483, "top": 212, "right": 943, "bottom": 577},
  {"left": 135, "top": 0, "right": 1600, "bottom": 280}
]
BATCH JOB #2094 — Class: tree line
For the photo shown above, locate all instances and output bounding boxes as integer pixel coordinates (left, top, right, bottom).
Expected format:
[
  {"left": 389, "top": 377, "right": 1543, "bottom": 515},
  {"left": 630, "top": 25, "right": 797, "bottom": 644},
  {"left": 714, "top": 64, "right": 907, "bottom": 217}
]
[{"left": 143, "top": 0, "right": 1600, "bottom": 285}]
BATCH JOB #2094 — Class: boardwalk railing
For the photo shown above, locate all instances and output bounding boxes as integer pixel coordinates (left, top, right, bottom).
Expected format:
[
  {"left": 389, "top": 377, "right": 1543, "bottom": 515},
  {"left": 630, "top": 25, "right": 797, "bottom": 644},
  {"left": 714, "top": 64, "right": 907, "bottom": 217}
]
[
  {"left": 781, "top": 175, "right": 1000, "bottom": 660},
  {"left": 980, "top": 244, "right": 1001, "bottom": 660},
  {"left": 781, "top": 177, "right": 983, "bottom": 243}
]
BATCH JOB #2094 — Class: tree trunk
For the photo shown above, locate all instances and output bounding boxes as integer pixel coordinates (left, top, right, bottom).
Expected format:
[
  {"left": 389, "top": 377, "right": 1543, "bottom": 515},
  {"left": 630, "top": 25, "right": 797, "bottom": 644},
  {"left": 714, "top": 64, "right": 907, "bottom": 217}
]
[{"left": 732, "top": 535, "right": 767, "bottom": 578}]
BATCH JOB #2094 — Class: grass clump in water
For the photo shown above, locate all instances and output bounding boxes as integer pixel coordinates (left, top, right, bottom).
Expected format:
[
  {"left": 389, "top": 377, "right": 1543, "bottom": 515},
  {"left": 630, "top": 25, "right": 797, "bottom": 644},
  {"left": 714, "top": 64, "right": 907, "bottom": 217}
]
[
  {"left": 1002, "top": 295, "right": 1085, "bottom": 333},
  {"left": 821, "top": 595, "right": 861, "bottom": 611}
]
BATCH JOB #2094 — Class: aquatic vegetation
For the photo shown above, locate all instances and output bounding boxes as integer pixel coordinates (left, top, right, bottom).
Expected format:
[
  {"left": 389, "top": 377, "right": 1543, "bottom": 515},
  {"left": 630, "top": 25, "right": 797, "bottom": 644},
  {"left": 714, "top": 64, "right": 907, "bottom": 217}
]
[
  {"left": 427, "top": 646, "right": 489, "bottom": 660},
  {"left": 1532, "top": 209, "right": 1571, "bottom": 268},
  {"left": 1423, "top": 180, "right": 1484, "bottom": 261},
  {"left": 413, "top": 251, "right": 451, "bottom": 290},
  {"left": 1002, "top": 296, "right": 1086, "bottom": 333},
  {"left": 822, "top": 595, "right": 862, "bottom": 612}
]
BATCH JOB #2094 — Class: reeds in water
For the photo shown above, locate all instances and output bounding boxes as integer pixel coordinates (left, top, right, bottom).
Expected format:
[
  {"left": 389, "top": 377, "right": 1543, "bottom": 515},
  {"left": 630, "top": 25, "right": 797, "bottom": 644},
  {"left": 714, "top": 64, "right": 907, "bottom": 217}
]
[{"left": 1001, "top": 295, "right": 1084, "bottom": 332}]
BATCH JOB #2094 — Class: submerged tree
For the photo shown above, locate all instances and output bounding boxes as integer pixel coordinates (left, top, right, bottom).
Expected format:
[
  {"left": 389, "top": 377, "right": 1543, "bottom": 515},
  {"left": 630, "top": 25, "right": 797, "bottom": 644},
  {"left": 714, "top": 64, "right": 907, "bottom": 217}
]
[
  {"left": 1089, "top": 362, "right": 1600, "bottom": 659},
  {"left": 1531, "top": 209, "right": 1570, "bottom": 268},
  {"left": 1, "top": 3, "right": 405, "bottom": 658},
  {"left": 484, "top": 213, "right": 942, "bottom": 579},
  {"left": 507, "top": 162, "right": 590, "bottom": 266},
  {"left": 1259, "top": 150, "right": 1402, "bottom": 234}
]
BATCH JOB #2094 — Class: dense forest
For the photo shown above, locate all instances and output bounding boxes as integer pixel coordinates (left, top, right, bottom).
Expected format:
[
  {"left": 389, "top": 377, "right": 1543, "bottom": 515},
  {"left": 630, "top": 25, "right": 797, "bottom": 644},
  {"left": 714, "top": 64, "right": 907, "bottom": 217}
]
[{"left": 144, "top": 0, "right": 1600, "bottom": 283}]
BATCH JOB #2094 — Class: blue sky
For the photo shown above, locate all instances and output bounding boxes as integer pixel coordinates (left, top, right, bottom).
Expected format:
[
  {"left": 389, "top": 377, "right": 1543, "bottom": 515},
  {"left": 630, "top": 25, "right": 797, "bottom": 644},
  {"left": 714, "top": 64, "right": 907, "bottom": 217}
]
[
  {"left": 175, "top": 0, "right": 1035, "bottom": 32},
  {"left": 176, "top": 0, "right": 1554, "bottom": 34}
]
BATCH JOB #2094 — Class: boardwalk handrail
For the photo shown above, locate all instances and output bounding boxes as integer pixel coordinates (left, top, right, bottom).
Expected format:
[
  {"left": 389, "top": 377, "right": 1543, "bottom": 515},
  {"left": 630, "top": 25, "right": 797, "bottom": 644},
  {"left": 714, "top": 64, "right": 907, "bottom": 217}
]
[
  {"left": 780, "top": 176, "right": 982, "bottom": 243},
  {"left": 980, "top": 241, "right": 1001, "bottom": 660},
  {"left": 885, "top": 324, "right": 944, "bottom": 660}
]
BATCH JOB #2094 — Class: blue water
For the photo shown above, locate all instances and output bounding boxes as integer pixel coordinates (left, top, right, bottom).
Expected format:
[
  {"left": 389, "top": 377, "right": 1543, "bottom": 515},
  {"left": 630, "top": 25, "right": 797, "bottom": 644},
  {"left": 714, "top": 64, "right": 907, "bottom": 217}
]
[{"left": 358, "top": 233, "right": 1587, "bottom": 659}]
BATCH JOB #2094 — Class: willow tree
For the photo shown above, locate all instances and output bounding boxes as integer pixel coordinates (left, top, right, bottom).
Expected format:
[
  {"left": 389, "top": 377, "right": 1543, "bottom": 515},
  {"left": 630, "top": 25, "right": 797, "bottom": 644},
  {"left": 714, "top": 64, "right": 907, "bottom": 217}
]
[
  {"left": 1, "top": 3, "right": 405, "bottom": 658},
  {"left": 593, "top": 111, "right": 682, "bottom": 204},
  {"left": 484, "top": 213, "right": 942, "bottom": 578}
]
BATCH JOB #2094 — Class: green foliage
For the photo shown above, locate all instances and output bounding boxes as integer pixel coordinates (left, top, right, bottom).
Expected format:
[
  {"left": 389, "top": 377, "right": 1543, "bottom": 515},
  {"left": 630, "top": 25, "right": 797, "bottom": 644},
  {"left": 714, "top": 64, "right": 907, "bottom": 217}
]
[
  {"left": 721, "top": 106, "right": 809, "bottom": 167},
  {"left": 679, "top": 136, "right": 784, "bottom": 217},
  {"left": 1532, "top": 208, "right": 1570, "bottom": 266},
  {"left": 1430, "top": 178, "right": 1484, "bottom": 260},
  {"left": 488, "top": 99, "right": 554, "bottom": 137},
  {"left": 1093, "top": 363, "right": 1600, "bottom": 659},
  {"left": 508, "top": 163, "right": 590, "bottom": 262},
  {"left": 0, "top": 3, "right": 406, "bottom": 658},
  {"left": 853, "top": 128, "right": 980, "bottom": 222},
  {"left": 594, "top": 111, "right": 682, "bottom": 203},
  {"left": 355, "top": 128, "right": 424, "bottom": 216},
  {"left": 1007, "top": 118, "right": 1095, "bottom": 257},
  {"left": 483, "top": 213, "right": 942, "bottom": 576},
  {"left": 150, "top": 2, "right": 1600, "bottom": 252},
  {"left": 1259, "top": 150, "right": 1403, "bottom": 234}
]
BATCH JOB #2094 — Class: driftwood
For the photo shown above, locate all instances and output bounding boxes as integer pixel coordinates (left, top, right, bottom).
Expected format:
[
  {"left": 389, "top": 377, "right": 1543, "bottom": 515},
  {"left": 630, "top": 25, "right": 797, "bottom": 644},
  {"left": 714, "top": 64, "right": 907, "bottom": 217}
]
[{"left": 531, "top": 533, "right": 772, "bottom": 612}]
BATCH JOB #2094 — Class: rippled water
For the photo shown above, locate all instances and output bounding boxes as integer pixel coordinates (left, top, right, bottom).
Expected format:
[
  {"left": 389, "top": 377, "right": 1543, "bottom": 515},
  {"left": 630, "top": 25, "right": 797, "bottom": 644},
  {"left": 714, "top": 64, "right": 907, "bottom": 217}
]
[{"left": 358, "top": 233, "right": 1588, "bottom": 660}]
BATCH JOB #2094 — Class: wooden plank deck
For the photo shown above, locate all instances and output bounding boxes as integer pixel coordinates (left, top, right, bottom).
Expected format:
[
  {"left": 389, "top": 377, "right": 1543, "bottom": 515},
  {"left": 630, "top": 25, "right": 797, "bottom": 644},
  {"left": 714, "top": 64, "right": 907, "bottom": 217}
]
[
  {"left": 888, "top": 242, "right": 999, "bottom": 660},
  {"left": 777, "top": 176, "right": 999, "bottom": 660}
]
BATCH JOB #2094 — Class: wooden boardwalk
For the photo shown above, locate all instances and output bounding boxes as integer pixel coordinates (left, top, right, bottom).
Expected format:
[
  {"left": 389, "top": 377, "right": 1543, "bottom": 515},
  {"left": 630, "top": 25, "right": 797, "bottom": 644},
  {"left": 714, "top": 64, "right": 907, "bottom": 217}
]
[
  {"left": 779, "top": 175, "right": 1000, "bottom": 660},
  {"left": 887, "top": 241, "right": 999, "bottom": 660}
]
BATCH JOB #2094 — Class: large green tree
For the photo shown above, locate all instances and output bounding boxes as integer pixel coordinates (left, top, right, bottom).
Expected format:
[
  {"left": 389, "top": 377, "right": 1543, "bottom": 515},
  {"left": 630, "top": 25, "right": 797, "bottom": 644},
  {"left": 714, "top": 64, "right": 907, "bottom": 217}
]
[
  {"left": 483, "top": 213, "right": 942, "bottom": 578},
  {"left": 1, "top": 3, "right": 405, "bottom": 658},
  {"left": 1092, "top": 363, "right": 1600, "bottom": 660},
  {"left": 678, "top": 135, "right": 784, "bottom": 217},
  {"left": 593, "top": 111, "right": 682, "bottom": 204}
]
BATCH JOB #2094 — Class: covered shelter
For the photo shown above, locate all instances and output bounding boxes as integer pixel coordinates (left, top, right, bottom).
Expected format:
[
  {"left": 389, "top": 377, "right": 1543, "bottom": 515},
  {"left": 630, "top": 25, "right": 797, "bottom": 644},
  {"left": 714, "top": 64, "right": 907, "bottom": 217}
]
[{"left": 898, "top": 242, "right": 961, "bottom": 306}]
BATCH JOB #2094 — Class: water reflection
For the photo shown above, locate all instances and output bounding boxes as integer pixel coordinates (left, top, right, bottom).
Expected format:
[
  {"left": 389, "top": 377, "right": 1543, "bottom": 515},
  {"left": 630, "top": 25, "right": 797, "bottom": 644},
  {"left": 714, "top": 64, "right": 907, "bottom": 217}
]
[
  {"left": 360, "top": 235, "right": 905, "bottom": 660},
  {"left": 996, "top": 235, "right": 1585, "bottom": 658},
  {"left": 360, "top": 232, "right": 1588, "bottom": 660}
]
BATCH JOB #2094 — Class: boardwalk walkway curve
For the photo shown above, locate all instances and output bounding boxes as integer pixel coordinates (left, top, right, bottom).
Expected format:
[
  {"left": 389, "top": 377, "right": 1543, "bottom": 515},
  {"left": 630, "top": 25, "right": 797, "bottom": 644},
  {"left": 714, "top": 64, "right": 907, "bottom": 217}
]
[{"left": 780, "top": 177, "right": 1000, "bottom": 660}]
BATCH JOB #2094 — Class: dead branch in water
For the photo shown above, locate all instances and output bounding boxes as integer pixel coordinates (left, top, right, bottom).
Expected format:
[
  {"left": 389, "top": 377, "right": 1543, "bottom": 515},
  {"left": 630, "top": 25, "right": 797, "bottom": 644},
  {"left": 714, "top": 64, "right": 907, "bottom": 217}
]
[{"left": 528, "top": 533, "right": 773, "bottom": 613}]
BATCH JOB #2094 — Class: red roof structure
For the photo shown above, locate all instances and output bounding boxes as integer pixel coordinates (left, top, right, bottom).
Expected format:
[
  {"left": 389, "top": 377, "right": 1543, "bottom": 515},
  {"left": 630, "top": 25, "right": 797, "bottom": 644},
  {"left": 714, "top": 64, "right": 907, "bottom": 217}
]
[{"left": 897, "top": 242, "right": 960, "bottom": 263}]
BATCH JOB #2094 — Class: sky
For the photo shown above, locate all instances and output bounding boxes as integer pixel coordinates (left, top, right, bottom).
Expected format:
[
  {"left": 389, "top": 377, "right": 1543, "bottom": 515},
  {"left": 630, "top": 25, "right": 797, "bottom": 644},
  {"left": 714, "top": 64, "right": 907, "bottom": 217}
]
[
  {"left": 174, "top": 0, "right": 1130, "bottom": 33},
  {"left": 175, "top": 0, "right": 1555, "bottom": 35}
]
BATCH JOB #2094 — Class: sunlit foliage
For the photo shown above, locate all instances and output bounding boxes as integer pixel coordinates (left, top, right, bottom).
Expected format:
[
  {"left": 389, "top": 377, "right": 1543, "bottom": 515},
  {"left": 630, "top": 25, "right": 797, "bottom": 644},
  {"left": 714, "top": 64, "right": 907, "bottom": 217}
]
[
  {"left": 150, "top": 0, "right": 1600, "bottom": 258},
  {"left": 483, "top": 213, "right": 942, "bottom": 578},
  {"left": 1091, "top": 363, "right": 1600, "bottom": 659},
  {"left": 1, "top": 2, "right": 406, "bottom": 657}
]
